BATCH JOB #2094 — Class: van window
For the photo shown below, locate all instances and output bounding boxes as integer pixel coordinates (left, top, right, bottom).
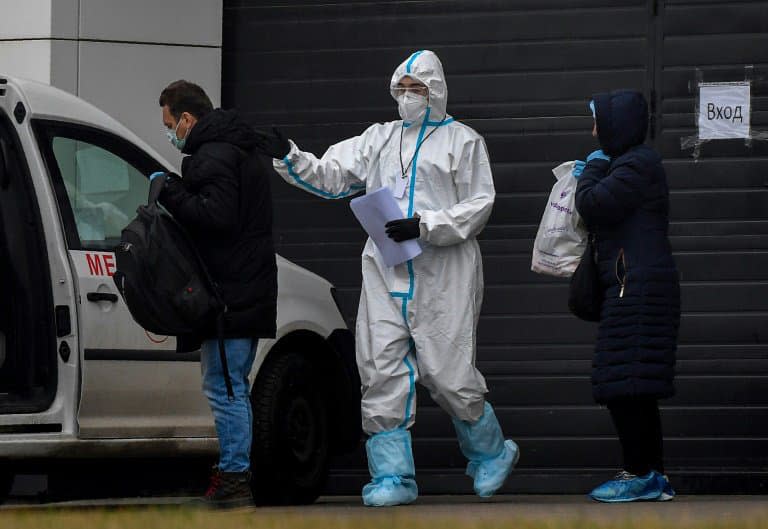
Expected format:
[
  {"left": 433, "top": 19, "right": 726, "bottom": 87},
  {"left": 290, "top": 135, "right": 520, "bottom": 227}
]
[
  {"left": 33, "top": 121, "right": 165, "bottom": 251},
  {"left": 51, "top": 138, "right": 144, "bottom": 245}
]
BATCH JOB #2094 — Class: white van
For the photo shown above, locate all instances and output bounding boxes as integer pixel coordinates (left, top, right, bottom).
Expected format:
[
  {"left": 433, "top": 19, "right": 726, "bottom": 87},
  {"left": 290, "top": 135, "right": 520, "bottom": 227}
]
[{"left": 0, "top": 75, "right": 361, "bottom": 504}]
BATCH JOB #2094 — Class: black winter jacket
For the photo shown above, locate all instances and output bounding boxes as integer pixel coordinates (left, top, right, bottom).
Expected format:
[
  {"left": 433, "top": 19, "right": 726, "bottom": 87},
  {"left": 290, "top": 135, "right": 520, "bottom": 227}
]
[
  {"left": 575, "top": 90, "right": 680, "bottom": 404},
  {"left": 160, "top": 109, "right": 277, "bottom": 351}
]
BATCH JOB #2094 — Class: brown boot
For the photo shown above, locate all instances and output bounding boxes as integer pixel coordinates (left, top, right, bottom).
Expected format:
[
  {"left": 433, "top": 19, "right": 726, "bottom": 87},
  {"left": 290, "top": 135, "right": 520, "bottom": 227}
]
[{"left": 196, "top": 466, "right": 254, "bottom": 508}]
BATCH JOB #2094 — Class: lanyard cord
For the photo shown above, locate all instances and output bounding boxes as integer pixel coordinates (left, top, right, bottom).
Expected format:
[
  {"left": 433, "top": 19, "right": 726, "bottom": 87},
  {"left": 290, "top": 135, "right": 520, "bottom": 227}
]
[{"left": 399, "top": 116, "right": 447, "bottom": 179}]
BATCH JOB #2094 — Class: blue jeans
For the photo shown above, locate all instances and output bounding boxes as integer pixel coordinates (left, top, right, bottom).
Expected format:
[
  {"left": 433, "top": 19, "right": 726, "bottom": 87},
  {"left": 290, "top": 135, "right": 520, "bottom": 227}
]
[{"left": 201, "top": 338, "right": 257, "bottom": 472}]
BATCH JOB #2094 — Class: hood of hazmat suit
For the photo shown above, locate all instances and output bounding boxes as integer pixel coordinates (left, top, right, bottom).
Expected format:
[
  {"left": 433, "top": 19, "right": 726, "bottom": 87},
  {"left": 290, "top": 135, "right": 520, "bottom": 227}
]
[{"left": 389, "top": 50, "right": 449, "bottom": 124}]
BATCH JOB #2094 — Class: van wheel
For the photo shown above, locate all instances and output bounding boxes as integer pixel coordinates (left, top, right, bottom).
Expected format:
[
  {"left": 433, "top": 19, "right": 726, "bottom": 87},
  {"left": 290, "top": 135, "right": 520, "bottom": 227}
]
[{"left": 250, "top": 352, "right": 329, "bottom": 505}]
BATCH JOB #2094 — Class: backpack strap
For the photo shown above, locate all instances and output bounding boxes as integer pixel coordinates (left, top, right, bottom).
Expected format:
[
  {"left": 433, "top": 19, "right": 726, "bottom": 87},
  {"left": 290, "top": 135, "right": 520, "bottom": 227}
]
[
  {"left": 216, "top": 312, "right": 236, "bottom": 401},
  {"left": 152, "top": 144, "right": 246, "bottom": 401},
  {"left": 147, "top": 174, "right": 166, "bottom": 206}
]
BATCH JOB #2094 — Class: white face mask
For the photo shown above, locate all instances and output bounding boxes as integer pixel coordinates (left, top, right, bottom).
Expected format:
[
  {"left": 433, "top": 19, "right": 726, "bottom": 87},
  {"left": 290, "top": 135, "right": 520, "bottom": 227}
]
[{"left": 397, "top": 91, "right": 428, "bottom": 122}]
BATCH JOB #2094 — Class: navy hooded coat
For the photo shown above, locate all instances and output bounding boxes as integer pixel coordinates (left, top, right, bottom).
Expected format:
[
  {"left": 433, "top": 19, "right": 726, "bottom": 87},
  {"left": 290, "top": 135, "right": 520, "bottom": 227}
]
[{"left": 575, "top": 90, "right": 680, "bottom": 404}]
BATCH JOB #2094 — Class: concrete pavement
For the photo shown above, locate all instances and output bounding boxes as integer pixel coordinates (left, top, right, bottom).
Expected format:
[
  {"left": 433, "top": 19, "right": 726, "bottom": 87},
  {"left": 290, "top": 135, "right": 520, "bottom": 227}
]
[{"left": 2, "top": 494, "right": 767, "bottom": 524}]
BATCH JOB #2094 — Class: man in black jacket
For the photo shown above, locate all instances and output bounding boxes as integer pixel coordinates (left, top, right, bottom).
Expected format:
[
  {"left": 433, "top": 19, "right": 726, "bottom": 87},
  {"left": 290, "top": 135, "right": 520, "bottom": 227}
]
[{"left": 152, "top": 80, "right": 277, "bottom": 507}]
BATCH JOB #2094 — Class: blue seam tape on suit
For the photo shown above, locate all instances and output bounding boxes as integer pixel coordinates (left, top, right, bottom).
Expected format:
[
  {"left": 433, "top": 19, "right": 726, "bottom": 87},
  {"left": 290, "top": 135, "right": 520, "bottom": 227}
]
[
  {"left": 408, "top": 106, "right": 431, "bottom": 218},
  {"left": 425, "top": 117, "right": 454, "bottom": 127},
  {"left": 399, "top": 298, "right": 416, "bottom": 428},
  {"left": 389, "top": 106, "right": 435, "bottom": 300},
  {"left": 406, "top": 50, "right": 424, "bottom": 74},
  {"left": 283, "top": 156, "right": 365, "bottom": 199},
  {"left": 394, "top": 106, "right": 434, "bottom": 427}
]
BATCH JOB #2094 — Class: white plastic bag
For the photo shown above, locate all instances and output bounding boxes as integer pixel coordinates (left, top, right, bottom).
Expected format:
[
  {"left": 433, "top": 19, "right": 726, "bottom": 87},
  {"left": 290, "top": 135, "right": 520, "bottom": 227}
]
[{"left": 531, "top": 161, "right": 587, "bottom": 277}]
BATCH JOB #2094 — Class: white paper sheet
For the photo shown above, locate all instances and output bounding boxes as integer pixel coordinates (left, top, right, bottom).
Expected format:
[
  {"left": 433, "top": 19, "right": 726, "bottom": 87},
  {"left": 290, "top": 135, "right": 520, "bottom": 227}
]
[{"left": 350, "top": 186, "right": 422, "bottom": 267}]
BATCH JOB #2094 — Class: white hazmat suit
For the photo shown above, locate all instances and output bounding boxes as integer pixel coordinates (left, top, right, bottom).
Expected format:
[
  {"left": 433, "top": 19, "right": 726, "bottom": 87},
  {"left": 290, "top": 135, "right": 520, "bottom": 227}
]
[{"left": 273, "top": 50, "right": 518, "bottom": 506}]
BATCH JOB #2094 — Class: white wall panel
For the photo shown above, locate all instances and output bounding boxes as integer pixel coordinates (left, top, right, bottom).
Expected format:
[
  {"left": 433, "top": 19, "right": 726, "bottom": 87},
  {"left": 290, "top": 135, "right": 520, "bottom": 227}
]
[
  {"left": 0, "top": 40, "right": 52, "bottom": 83},
  {"left": 49, "top": 40, "right": 79, "bottom": 95},
  {"left": 0, "top": 0, "right": 52, "bottom": 39},
  {"left": 0, "top": 0, "right": 223, "bottom": 172},
  {"left": 78, "top": 0, "right": 222, "bottom": 46},
  {"left": 78, "top": 41, "right": 222, "bottom": 167},
  {"left": 51, "top": 0, "right": 80, "bottom": 39}
]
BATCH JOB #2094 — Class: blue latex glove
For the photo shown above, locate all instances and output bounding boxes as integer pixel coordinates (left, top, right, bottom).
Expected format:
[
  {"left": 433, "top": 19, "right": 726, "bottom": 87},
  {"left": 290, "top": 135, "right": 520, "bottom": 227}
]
[
  {"left": 587, "top": 149, "right": 610, "bottom": 162},
  {"left": 572, "top": 160, "right": 586, "bottom": 179},
  {"left": 149, "top": 171, "right": 166, "bottom": 182}
]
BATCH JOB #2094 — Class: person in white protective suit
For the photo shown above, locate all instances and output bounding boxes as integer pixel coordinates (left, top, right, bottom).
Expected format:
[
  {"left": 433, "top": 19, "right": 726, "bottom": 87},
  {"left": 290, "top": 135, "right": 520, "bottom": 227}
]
[{"left": 254, "top": 50, "right": 519, "bottom": 507}]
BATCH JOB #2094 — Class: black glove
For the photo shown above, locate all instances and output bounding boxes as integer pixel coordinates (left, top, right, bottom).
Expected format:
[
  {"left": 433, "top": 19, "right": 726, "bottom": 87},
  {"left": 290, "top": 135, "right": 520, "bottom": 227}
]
[
  {"left": 385, "top": 217, "right": 421, "bottom": 242},
  {"left": 253, "top": 127, "right": 291, "bottom": 159}
]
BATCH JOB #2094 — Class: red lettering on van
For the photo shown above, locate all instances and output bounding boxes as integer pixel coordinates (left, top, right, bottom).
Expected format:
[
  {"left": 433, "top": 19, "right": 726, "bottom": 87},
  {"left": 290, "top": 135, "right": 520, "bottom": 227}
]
[
  {"left": 103, "top": 254, "right": 115, "bottom": 277},
  {"left": 86, "top": 253, "right": 104, "bottom": 276},
  {"left": 85, "top": 253, "right": 116, "bottom": 276}
]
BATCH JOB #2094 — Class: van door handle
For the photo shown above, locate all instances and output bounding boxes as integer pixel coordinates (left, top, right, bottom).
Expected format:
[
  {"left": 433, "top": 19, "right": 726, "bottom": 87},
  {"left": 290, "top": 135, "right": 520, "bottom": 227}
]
[{"left": 87, "top": 292, "right": 118, "bottom": 303}]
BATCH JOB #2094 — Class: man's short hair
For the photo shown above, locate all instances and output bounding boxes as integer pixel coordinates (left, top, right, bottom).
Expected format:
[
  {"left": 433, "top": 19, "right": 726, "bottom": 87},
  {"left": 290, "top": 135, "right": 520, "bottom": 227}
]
[{"left": 159, "top": 80, "right": 214, "bottom": 120}]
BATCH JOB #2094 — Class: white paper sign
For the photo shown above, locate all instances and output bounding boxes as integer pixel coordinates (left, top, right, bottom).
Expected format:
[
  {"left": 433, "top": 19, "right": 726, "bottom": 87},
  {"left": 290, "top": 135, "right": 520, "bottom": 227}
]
[
  {"left": 350, "top": 187, "right": 422, "bottom": 267},
  {"left": 698, "top": 82, "right": 751, "bottom": 140}
]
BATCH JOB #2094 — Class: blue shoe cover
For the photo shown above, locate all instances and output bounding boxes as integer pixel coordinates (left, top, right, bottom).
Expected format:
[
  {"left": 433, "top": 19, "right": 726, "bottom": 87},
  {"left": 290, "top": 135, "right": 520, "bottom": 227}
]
[
  {"left": 656, "top": 473, "right": 676, "bottom": 501},
  {"left": 453, "top": 402, "right": 520, "bottom": 497},
  {"left": 467, "top": 439, "right": 520, "bottom": 497},
  {"left": 362, "top": 476, "right": 418, "bottom": 507},
  {"left": 589, "top": 470, "right": 664, "bottom": 503},
  {"left": 362, "top": 429, "right": 418, "bottom": 507}
]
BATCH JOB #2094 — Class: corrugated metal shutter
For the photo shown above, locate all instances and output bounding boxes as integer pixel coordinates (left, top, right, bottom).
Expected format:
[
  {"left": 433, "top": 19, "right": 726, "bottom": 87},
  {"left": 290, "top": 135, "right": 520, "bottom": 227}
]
[
  {"left": 655, "top": 0, "right": 768, "bottom": 493},
  {"left": 223, "top": 0, "right": 767, "bottom": 493}
]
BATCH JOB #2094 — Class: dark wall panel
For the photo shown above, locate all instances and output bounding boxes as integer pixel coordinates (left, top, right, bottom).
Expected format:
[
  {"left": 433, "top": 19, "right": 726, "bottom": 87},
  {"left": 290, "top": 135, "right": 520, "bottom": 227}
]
[
  {"left": 223, "top": 0, "right": 768, "bottom": 494},
  {"left": 657, "top": 1, "right": 768, "bottom": 496}
]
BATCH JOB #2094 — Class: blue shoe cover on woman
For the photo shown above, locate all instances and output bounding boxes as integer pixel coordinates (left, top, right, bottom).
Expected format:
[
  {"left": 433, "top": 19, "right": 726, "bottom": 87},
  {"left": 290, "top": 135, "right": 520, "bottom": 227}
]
[
  {"left": 656, "top": 473, "right": 676, "bottom": 501},
  {"left": 362, "top": 429, "right": 418, "bottom": 507},
  {"left": 452, "top": 402, "right": 520, "bottom": 497},
  {"left": 589, "top": 470, "right": 664, "bottom": 502}
]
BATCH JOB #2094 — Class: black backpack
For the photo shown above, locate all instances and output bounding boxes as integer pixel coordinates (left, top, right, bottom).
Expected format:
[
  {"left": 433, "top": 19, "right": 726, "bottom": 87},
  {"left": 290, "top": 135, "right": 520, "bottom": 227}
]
[{"left": 113, "top": 177, "right": 235, "bottom": 398}]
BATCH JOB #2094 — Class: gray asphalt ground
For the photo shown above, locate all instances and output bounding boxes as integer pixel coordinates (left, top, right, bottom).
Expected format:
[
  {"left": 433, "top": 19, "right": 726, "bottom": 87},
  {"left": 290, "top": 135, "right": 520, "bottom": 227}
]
[{"left": 2, "top": 494, "right": 767, "bottom": 524}]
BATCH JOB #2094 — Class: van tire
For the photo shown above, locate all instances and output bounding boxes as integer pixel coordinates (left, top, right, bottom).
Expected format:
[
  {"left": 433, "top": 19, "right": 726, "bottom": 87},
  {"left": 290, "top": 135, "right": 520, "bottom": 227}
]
[{"left": 249, "top": 352, "right": 329, "bottom": 505}]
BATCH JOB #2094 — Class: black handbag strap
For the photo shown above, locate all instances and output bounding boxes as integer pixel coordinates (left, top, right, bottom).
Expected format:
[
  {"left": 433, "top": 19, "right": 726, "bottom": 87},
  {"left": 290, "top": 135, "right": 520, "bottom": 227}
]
[{"left": 586, "top": 233, "right": 597, "bottom": 262}]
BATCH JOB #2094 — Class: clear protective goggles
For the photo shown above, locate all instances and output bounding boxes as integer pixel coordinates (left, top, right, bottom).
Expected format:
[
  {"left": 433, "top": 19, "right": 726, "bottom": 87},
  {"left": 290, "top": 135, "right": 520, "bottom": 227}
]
[{"left": 393, "top": 84, "right": 429, "bottom": 97}]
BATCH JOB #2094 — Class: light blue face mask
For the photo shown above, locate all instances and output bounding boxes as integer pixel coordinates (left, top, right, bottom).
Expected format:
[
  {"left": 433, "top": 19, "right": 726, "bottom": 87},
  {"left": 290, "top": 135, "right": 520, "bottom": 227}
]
[{"left": 166, "top": 117, "right": 188, "bottom": 151}]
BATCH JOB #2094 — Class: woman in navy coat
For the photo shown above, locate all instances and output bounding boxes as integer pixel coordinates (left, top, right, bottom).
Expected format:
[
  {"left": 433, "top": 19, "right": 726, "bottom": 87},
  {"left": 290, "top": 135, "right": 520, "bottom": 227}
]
[{"left": 574, "top": 90, "right": 681, "bottom": 502}]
